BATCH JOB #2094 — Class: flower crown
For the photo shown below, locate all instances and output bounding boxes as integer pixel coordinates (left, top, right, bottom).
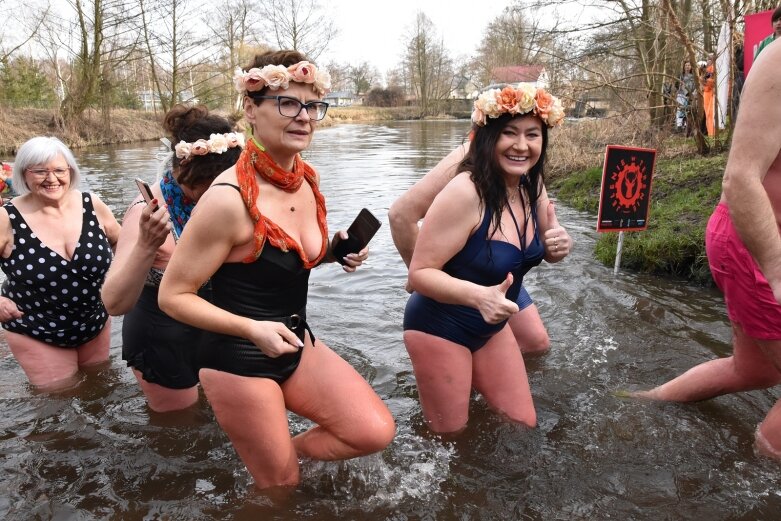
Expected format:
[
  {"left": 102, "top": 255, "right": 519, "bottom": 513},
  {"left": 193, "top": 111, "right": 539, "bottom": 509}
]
[
  {"left": 233, "top": 61, "right": 332, "bottom": 98},
  {"left": 472, "top": 84, "right": 565, "bottom": 128},
  {"left": 174, "top": 132, "right": 245, "bottom": 163}
]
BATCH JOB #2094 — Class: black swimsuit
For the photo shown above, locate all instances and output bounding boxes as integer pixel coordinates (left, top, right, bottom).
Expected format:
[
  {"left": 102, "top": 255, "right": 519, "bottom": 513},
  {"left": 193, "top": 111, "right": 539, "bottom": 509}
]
[
  {"left": 0, "top": 193, "right": 112, "bottom": 347},
  {"left": 197, "top": 183, "right": 315, "bottom": 383},
  {"left": 120, "top": 200, "right": 205, "bottom": 389}
]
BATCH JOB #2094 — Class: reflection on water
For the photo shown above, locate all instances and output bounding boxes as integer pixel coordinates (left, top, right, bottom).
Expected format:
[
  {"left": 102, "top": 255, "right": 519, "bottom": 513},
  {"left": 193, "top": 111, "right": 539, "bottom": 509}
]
[{"left": 1, "top": 120, "right": 780, "bottom": 519}]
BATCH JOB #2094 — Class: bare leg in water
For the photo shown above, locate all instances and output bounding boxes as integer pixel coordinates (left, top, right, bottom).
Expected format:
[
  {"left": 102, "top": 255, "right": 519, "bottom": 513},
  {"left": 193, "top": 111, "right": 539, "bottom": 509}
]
[{"left": 631, "top": 322, "right": 781, "bottom": 459}]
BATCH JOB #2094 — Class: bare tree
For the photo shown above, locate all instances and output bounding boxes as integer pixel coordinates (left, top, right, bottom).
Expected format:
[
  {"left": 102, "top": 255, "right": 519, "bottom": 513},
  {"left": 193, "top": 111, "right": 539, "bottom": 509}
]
[
  {"left": 472, "top": 2, "right": 566, "bottom": 90},
  {"left": 402, "top": 12, "right": 456, "bottom": 117},
  {"left": 38, "top": 0, "right": 142, "bottom": 127},
  {"left": 348, "top": 61, "right": 380, "bottom": 97},
  {"left": 138, "top": 0, "right": 207, "bottom": 114},
  {"left": 203, "top": 0, "right": 265, "bottom": 110},
  {"left": 258, "top": 0, "right": 338, "bottom": 61},
  {"left": 322, "top": 60, "right": 351, "bottom": 92},
  {"left": 1, "top": 1, "right": 50, "bottom": 63}
]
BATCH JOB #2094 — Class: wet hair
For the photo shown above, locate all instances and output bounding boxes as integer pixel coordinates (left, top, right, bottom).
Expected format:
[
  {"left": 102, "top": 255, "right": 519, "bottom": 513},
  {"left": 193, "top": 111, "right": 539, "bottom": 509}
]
[
  {"left": 163, "top": 104, "right": 241, "bottom": 188},
  {"left": 12, "top": 136, "right": 81, "bottom": 196},
  {"left": 458, "top": 113, "right": 548, "bottom": 237},
  {"left": 244, "top": 49, "right": 313, "bottom": 105}
]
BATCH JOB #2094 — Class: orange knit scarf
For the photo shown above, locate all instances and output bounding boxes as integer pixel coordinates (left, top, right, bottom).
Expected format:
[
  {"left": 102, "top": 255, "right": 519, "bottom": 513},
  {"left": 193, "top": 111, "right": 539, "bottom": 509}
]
[{"left": 236, "top": 138, "right": 328, "bottom": 268}]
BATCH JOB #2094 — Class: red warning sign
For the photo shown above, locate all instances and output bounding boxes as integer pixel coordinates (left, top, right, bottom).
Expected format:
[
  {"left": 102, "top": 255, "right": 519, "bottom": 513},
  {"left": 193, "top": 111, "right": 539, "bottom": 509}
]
[{"left": 597, "top": 145, "right": 656, "bottom": 232}]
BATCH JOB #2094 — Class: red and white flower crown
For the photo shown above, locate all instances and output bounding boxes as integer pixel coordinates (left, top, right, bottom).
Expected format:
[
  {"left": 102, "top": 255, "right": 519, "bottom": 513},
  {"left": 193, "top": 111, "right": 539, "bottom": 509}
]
[
  {"left": 472, "top": 84, "right": 565, "bottom": 128},
  {"left": 174, "top": 132, "right": 245, "bottom": 163},
  {"left": 233, "top": 61, "right": 331, "bottom": 98}
]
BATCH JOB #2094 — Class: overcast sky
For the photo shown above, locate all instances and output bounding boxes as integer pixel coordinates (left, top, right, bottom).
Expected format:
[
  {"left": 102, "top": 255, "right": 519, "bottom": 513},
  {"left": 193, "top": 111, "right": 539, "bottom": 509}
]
[{"left": 319, "top": 0, "right": 515, "bottom": 73}]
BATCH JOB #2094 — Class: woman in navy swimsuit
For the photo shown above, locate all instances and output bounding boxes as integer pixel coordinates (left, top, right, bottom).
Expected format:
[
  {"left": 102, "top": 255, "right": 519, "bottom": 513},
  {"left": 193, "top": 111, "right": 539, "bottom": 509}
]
[
  {"left": 404, "top": 85, "right": 569, "bottom": 433},
  {"left": 159, "top": 50, "right": 394, "bottom": 489},
  {"left": 0, "top": 137, "right": 120, "bottom": 389}
]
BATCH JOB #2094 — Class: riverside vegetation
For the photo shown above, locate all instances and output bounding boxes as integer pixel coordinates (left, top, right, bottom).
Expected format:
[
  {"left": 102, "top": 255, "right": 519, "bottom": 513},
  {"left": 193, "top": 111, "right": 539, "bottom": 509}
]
[{"left": 0, "top": 107, "right": 727, "bottom": 284}]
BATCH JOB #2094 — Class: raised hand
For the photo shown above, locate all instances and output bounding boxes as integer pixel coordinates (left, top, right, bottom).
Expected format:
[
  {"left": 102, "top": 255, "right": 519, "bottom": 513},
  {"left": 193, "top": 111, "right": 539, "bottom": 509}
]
[
  {"left": 332, "top": 230, "right": 369, "bottom": 273},
  {"left": 477, "top": 272, "right": 520, "bottom": 324},
  {"left": 137, "top": 199, "right": 172, "bottom": 252},
  {"left": 543, "top": 202, "right": 572, "bottom": 261}
]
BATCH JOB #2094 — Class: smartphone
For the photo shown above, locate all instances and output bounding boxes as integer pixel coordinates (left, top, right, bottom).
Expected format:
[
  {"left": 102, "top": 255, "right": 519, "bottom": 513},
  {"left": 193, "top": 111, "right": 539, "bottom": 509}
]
[
  {"left": 332, "top": 208, "right": 382, "bottom": 265},
  {"left": 135, "top": 178, "right": 159, "bottom": 212}
]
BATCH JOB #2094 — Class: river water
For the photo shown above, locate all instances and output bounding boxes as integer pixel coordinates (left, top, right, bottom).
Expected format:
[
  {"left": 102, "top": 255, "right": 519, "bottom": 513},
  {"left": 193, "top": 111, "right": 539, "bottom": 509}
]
[{"left": 0, "top": 120, "right": 779, "bottom": 520}]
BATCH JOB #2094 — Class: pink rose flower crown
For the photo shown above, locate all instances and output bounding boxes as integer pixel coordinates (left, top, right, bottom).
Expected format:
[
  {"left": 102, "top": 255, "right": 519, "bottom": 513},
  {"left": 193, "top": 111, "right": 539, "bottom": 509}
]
[
  {"left": 472, "top": 83, "right": 565, "bottom": 128},
  {"left": 233, "top": 61, "right": 332, "bottom": 98},
  {"left": 174, "top": 132, "right": 246, "bottom": 164}
]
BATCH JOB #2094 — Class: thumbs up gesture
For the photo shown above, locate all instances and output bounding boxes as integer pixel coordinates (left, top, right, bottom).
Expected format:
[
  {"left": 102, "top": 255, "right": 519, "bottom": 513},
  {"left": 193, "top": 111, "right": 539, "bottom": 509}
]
[
  {"left": 477, "top": 273, "right": 520, "bottom": 324},
  {"left": 543, "top": 202, "right": 572, "bottom": 262}
]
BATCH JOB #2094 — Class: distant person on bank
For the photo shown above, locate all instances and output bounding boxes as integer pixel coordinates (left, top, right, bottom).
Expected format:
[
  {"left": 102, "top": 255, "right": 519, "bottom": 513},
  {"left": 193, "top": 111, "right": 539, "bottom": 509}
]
[
  {"left": 753, "top": 6, "right": 781, "bottom": 60},
  {"left": 0, "top": 137, "right": 120, "bottom": 389},
  {"left": 630, "top": 40, "right": 781, "bottom": 463}
]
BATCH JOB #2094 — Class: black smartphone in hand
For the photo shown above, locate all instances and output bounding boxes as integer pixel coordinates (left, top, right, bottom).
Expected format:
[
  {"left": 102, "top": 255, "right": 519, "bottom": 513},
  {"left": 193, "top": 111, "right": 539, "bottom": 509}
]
[
  {"left": 135, "top": 178, "right": 159, "bottom": 212},
  {"left": 332, "top": 208, "right": 381, "bottom": 265}
]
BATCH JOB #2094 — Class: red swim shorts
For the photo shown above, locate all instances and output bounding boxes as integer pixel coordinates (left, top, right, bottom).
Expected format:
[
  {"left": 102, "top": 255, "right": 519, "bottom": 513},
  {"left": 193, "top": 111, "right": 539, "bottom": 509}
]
[{"left": 706, "top": 203, "right": 781, "bottom": 340}]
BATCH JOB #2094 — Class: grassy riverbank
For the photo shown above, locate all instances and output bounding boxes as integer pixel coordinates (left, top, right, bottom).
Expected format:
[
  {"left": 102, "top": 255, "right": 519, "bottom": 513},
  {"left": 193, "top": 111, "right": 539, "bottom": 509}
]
[
  {"left": 0, "top": 105, "right": 428, "bottom": 155},
  {"left": 548, "top": 135, "right": 726, "bottom": 285},
  {"left": 1, "top": 106, "right": 727, "bottom": 284}
]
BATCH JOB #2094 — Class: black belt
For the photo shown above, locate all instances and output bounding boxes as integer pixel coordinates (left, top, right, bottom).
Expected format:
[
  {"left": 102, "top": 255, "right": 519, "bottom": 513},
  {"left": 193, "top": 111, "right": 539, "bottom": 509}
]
[{"left": 267, "top": 311, "right": 315, "bottom": 344}]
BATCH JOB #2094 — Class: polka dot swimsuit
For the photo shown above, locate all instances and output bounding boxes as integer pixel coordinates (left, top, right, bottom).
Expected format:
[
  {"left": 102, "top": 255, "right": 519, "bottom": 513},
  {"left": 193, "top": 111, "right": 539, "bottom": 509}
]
[{"left": 0, "top": 193, "right": 113, "bottom": 347}]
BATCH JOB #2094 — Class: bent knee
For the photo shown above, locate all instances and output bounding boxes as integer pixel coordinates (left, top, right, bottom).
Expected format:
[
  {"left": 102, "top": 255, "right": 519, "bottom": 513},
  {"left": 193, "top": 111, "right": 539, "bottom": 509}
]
[
  {"left": 516, "top": 330, "right": 550, "bottom": 355},
  {"left": 350, "top": 414, "right": 396, "bottom": 455},
  {"left": 521, "top": 335, "right": 550, "bottom": 355}
]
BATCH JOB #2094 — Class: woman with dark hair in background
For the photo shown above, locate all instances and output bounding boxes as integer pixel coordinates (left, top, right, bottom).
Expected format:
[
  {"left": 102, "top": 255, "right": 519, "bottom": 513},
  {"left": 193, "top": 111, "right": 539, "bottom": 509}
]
[{"left": 101, "top": 104, "right": 244, "bottom": 412}]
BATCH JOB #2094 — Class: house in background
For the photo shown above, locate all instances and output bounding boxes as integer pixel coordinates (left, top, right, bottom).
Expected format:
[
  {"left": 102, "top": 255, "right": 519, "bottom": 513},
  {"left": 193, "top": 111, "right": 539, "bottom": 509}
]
[
  {"left": 449, "top": 75, "right": 480, "bottom": 99},
  {"left": 138, "top": 89, "right": 199, "bottom": 111},
  {"left": 324, "top": 90, "right": 360, "bottom": 107},
  {"left": 489, "top": 65, "right": 549, "bottom": 89}
]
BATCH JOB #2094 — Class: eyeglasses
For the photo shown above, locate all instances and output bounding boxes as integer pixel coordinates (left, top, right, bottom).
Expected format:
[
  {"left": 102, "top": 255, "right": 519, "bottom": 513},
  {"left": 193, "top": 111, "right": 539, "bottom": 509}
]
[
  {"left": 26, "top": 167, "right": 70, "bottom": 179},
  {"left": 252, "top": 95, "right": 329, "bottom": 121}
]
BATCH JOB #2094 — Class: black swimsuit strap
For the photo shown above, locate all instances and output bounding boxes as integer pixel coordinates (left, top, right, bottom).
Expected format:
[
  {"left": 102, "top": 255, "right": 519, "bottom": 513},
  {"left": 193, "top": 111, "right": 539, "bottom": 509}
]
[
  {"left": 506, "top": 201, "right": 528, "bottom": 253},
  {"left": 212, "top": 181, "right": 314, "bottom": 343},
  {"left": 213, "top": 182, "right": 241, "bottom": 193}
]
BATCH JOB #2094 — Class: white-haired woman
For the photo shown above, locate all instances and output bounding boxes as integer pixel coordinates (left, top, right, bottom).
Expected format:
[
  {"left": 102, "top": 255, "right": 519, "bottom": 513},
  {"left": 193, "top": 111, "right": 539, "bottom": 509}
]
[
  {"left": 159, "top": 50, "right": 395, "bottom": 489},
  {"left": 0, "top": 136, "right": 120, "bottom": 389}
]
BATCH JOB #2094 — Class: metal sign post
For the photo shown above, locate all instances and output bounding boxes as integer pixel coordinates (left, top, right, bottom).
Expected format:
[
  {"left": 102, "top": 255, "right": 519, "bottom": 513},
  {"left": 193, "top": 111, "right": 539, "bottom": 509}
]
[{"left": 614, "top": 231, "right": 625, "bottom": 275}]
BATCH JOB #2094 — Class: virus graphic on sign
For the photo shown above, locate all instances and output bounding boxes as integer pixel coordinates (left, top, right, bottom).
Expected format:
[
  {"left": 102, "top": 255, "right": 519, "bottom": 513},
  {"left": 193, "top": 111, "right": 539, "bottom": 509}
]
[{"left": 610, "top": 157, "right": 648, "bottom": 213}]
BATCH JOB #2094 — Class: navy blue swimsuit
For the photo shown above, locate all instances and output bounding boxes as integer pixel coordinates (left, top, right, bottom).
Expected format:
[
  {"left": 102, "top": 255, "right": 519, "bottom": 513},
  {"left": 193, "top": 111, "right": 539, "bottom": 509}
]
[
  {"left": 403, "top": 203, "right": 544, "bottom": 352},
  {"left": 0, "top": 193, "right": 112, "bottom": 347}
]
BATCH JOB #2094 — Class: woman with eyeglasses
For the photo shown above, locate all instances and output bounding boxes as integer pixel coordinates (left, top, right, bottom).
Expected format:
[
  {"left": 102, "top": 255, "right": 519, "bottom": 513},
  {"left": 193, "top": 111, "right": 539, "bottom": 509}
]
[
  {"left": 158, "top": 50, "right": 395, "bottom": 489},
  {"left": 0, "top": 136, "right": 120, "bottom": 389}
]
